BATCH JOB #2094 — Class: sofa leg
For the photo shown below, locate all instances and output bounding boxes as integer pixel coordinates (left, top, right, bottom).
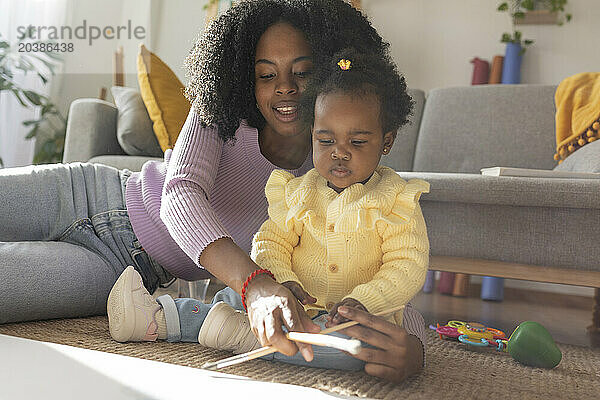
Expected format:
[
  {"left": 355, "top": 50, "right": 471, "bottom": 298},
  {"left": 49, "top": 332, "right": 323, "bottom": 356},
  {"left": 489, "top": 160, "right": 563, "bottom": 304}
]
[{"left": 588, "top": 288, "right": 600, "bottom": 334}]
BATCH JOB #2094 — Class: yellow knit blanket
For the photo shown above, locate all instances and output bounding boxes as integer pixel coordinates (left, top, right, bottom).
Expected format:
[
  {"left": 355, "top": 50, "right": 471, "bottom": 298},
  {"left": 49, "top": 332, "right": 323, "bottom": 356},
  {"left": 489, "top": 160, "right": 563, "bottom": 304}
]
[{"left": 554, "top": 72, "right": 600, "bottom": 162}]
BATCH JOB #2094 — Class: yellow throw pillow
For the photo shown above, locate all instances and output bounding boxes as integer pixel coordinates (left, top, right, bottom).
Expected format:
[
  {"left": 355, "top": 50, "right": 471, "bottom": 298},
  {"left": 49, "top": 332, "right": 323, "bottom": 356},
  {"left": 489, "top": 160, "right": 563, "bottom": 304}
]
[{"left": 137, "top": 44, "right": 190, "bottom": 151}]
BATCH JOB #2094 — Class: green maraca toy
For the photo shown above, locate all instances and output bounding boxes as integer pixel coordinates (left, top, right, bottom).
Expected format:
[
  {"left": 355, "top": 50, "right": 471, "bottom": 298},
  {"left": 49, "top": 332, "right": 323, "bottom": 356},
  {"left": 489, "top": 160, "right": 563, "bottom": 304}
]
[{"left": 507, "top": 321, "right": 562, "bottom": 369}]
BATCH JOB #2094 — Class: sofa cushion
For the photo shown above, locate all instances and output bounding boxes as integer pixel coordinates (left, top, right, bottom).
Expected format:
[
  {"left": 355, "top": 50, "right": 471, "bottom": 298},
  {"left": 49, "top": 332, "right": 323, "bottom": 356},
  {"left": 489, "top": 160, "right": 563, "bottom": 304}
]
[
  {"left": 397, "top": 171, "right": 599, "bottom": 209},
  {"left": 397, "top": 171, "right": 600, "bottom": 271},
  {"left": 137, "top": 44, "right": 191, "bottom": 151},
  {"left": 421, "top": 199, "right": 599, "bottom": 271},
  {"left": 63, "top": 99, "right": 121, "bottom": 163},
  {"left": 412, "top": 85, "right": 558, "bottom": 173},
  {"left": 380, "top": 89, "right": 424, "bottom": 172},
  {"left": 553, "top": 139, "right": 600, "bottom": 173},
  {"left": 111, "top": 86, "right": 163, "bottom": 157}
]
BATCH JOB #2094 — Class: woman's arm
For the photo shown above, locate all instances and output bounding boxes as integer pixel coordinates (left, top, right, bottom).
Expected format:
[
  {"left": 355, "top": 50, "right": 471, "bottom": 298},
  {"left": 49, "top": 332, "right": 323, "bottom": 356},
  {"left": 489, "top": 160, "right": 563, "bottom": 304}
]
[
  {"left": 336, "top": 306, "right": 424, "bottom": 382},
  {"left": 197, "top": 237, "right": 317, "bottom": 360},
  {"left": 160, "top": 111, "right": 318, "bottom": 358},
  {"left": 160, "top": 110, "right": 231, "bottom": 268}
]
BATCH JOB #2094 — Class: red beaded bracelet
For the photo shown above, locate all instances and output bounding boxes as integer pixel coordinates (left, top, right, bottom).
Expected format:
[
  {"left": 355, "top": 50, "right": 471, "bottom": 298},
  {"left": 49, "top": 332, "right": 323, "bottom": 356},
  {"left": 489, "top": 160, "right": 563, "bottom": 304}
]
[{"left": 241, "top": 269, "right": 275, "bottom": 311}]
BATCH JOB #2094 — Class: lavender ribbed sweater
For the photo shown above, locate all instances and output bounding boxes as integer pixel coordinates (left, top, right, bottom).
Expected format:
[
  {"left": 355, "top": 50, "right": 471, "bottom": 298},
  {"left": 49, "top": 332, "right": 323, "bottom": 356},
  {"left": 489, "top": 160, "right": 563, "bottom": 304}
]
[{"left": 125, "top": 111, "right": 312, "bottom": 281}]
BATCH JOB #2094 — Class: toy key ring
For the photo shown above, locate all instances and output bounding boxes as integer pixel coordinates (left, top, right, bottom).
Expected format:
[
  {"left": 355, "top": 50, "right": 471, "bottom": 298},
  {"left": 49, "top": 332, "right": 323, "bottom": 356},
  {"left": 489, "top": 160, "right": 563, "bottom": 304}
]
[
  {"left": 458, "top": 324, "right": 494, "bottom": 340},
  {"left": 481, "top": 338, "right": 509, "bottom": 352},
  {"left": 486, "top": 327, "right": 506, "bottom": 339},
  {"left": 437, "top": 325, "right": 460, "bottom": 339},
  {"left": 447, "top": 320, "right": 466, "bottom": 328},
  {"left": 458, "top": 334, "right": 488, "bottom": 347}
]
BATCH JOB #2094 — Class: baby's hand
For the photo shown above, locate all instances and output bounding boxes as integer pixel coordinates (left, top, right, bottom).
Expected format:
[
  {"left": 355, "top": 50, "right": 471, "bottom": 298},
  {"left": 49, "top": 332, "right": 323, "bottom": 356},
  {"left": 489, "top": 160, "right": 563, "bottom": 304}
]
[
  {"left": 281, "top": 281, "right": 317, "bottom": 305},
  {"left": 325, "top": 298, "right": 367, "bottom": 327}
]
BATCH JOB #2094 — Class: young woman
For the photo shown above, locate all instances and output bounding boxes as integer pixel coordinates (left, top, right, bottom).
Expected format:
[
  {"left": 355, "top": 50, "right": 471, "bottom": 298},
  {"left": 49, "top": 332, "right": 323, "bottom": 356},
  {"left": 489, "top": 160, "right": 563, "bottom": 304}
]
[{"left": 0, "top": 0, "right": 424, "bottom": 382}]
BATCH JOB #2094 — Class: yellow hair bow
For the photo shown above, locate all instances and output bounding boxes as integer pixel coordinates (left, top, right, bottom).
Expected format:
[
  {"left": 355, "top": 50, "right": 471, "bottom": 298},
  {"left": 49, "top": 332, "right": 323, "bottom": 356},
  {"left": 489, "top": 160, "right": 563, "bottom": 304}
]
[{"left": 337, "top": 59, "right": 351, "bottom": 71}]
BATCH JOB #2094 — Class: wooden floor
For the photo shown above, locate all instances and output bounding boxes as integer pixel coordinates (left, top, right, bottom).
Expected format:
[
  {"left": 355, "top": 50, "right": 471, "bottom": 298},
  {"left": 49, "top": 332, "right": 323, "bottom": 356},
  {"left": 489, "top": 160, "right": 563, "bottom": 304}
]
[{"left": 411, "top": 289, "right": 599, "bottom": 348}]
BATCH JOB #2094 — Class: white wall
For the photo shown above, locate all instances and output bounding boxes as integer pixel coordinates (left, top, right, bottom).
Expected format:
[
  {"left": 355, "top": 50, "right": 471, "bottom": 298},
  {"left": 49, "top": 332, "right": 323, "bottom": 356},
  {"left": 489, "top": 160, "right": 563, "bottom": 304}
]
[
  {"left": 56, "top": 0, "right": 600, "bottom": 110},
  {"left": 363, "top": 0, "right": 600, "bottom": 91},
  {"left": 55, "top": 0, "right": 154, "bottom": 113},
  {"left": 150, "top": 0, "right": 209, "bottom": 83}
]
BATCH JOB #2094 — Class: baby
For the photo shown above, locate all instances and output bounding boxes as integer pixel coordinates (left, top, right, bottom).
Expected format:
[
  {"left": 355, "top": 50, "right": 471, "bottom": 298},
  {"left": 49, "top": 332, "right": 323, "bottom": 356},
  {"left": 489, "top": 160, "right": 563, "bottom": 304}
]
[{"left": 107, "top": 48, "right": 429, "bottom": 371}]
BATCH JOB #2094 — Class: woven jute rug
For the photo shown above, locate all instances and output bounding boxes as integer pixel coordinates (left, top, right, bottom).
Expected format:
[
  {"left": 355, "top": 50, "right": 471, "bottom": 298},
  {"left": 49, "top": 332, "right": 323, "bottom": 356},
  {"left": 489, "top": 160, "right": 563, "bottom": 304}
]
[{"left": 1, "top": 316, "right": 599, "bottom": 399}]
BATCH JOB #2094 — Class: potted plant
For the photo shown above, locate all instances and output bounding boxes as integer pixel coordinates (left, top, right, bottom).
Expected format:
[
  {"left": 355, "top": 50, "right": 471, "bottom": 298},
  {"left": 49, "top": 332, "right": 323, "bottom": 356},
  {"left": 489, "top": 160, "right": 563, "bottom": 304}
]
[
  {"left": 0, "top": 33, "right": 66, "bottom": 166},
  {"left": 497, "top": 0, "right": 571, "bottom": 84}
]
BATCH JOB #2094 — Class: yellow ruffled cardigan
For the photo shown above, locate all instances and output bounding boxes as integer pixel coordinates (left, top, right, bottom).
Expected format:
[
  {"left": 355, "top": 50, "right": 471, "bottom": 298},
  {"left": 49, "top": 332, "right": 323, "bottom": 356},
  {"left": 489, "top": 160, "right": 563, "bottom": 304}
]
[{"left": 250, "top": 166, "right": 430, "bottom": 326}]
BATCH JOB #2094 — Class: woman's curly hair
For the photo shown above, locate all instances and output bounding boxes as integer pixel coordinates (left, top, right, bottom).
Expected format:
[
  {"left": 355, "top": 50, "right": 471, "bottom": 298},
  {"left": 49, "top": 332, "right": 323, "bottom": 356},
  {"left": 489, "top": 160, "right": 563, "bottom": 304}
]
[
  {"left": 184, "top": 0, "right": 388, "bottom": 142},
  {"left": 300, "top": 47, "right": 413, "bottom": 135}
]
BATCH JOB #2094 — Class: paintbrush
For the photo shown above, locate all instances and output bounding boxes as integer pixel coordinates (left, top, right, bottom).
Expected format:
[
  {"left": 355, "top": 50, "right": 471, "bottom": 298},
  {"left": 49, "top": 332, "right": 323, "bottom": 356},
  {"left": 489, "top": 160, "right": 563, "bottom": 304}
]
[{"left": 202, "top": 304, "right": 405, "bottom": 371}]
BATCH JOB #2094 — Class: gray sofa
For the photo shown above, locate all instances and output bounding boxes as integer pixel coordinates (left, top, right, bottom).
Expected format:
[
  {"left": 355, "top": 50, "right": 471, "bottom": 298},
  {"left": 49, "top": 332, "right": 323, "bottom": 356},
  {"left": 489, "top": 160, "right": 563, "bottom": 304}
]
[{"left": 63, "top": 84, "right": 600, "bottom": 330}]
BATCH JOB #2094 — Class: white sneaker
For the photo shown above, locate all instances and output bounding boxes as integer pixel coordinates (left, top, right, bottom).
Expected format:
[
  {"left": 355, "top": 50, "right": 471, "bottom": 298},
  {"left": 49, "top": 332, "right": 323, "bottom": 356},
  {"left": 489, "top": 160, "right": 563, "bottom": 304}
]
[
  {"left": 108, "top": 266, "right": 161, "bottom": 343},
  {"left": 197, "top": 301, "right": 261, "bottom": 354}
]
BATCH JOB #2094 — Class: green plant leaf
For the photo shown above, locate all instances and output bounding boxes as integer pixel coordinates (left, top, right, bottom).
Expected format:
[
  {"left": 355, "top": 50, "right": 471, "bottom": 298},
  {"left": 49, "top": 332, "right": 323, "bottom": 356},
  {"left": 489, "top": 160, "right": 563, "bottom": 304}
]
[
  {"left": 566, "top": 14, "right": 572, "bottom": 21},
  {"left": 37, "top": 73, "right": 48, "bottom": 85},
  {"left": 25, "top": 125, "right": 39, "bottom": 139},
  {"left": 498, "top": 2, "right": 509, "bottom": 11},
  {"left": 41, "top": 103, "right": 52, "bottom": 114},
  {"left": 22, "top": 90, "right": 43, "bottom": 106},
  {"left": 524, "top": 39, "right": 534, "bottom": 45},
  {"left": 521, "top": 0, "right": 535, "bottom": 10},
  {"left": 513, "top": 11, "right": 526, "bottom": 19},
  {"left": 501, "top": 32, "right": 512, "bottom": 43},
  {"left": 514, "top": 30, "right": 522, "bottom": 41},
  {"left": 11, "top": 89, "right": 29, "bottom": 107},
  {"left": 2, "top": 34, "right": 71, "bottom": 165}
]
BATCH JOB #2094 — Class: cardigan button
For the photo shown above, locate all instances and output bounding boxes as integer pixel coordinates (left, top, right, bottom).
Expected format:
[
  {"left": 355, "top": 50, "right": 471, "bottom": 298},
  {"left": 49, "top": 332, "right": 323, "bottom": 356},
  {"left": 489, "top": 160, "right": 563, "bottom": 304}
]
[
  {"left": 329, "top": 264, "right": 338, "bottom": 272},
  {"left": 327, "top": 224, "right": 335, "bottom": 232}
]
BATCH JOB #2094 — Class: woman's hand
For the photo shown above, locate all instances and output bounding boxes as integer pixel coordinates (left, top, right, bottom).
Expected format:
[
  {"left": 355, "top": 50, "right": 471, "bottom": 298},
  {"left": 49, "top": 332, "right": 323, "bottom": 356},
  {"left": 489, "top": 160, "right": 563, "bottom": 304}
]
[
  {"left": 281, "top": 281, "right": 317, "bottom": 305},
  {"left": 325, "top": 298, "right": 367, "bottom": 327},
  {"left": 336, "top": 306, "right": 423, "bottom": 383},
  {"left": 245, "top": 274, "right": 320, "bottom": 361}
]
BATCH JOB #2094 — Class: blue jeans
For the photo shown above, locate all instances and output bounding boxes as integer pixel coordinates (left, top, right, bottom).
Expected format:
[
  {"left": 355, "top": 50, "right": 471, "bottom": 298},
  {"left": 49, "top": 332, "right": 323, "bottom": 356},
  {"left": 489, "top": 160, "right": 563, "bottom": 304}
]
[
  {"left": 158, "top": 287, "right": 365, "bottom": 371},
  {"left": 0, "top": 162, "right": 171, "bottom": 324}
]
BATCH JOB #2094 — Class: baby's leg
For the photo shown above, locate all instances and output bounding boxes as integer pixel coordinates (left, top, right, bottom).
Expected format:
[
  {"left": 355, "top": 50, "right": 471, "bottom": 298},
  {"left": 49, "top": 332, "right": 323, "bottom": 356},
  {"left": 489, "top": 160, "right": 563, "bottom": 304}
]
[
  {"left": 211, "top": 287, "right": 244, "bottom": 311},
  {"left": 159, "top": 287, "right": 245, "bottom": 342},
  {"left": 264, "top": 314, "right": 366, "bottom": 371}
]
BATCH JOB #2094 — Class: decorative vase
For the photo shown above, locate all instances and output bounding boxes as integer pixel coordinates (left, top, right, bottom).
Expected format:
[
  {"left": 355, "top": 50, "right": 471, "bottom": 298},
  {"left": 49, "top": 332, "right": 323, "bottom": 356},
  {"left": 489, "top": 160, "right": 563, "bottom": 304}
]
[
  {"left": 470, "top": 57, "right": 490, "bottom": 85},
  {"left": 481, "top": 276, "right": 504, "bottom": 301},
  {"left": 422, "top": 270, "right": 435, "bottom": 293},
  {"left": 489, "top": 55, "right": 504, "bottom": 84},
  {"left": 437, "top": 272, "right": 455, "bottom": 295},
  {"left": 501, "top": 42, "right": 522, "bottom": 84}
]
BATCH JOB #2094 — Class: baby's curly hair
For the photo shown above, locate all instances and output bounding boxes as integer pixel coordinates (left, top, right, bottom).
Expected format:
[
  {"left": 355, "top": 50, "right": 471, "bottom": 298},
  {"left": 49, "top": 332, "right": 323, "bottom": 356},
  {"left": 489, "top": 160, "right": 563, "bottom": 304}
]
[
  {"left": 184, "top": 0, "right": 388, "bottom": 142},
  {"left": 300, "top": 48, "right": 413, "bottom": 135}
]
